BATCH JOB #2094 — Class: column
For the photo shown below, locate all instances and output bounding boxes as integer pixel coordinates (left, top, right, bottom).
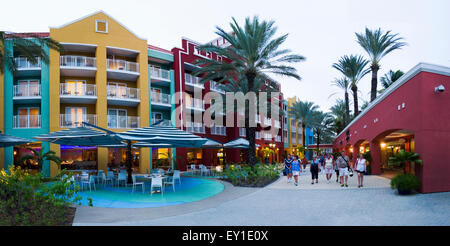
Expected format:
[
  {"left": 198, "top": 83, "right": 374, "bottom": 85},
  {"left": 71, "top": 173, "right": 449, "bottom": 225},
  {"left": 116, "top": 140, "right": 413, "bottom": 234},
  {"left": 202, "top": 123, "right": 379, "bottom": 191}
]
[
  {"left": 369, "top": 140, "right": 381, "bottom": 175},
  {"left": 50, "top": 143, "right": 60, "bottom": 177},
  {"left": 139, "top": 148, "right": 150, "bottom": 174},
  {"left": 98, "top": 147, "right": 108, "bottom": 172}
]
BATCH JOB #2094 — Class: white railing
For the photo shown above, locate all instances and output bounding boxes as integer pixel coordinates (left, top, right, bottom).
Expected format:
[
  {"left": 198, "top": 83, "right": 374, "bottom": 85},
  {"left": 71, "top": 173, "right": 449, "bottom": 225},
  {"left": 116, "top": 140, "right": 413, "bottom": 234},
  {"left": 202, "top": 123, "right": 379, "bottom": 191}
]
[
  {"left": 185, "top": 74, "right": 204, "bottom": 88},
  {"left": 264, "top": 132, "right": 272, "bottom": 140},
  {"left": 107, "top": 115, "right": 140, "bottom": 129},
  {"left": 186, "top": 122, "right": 205, "bottom": 133},
  {"left": 210, "top": 125, "right": 226, "bottom": 136},
  {"left": 107, "top": 86, "right": 140, "bottom": 100},
  {"left": 15, "top": 57, "right": 41, "bottom": 69},
  {"left": 274, "top": 120, "right": 281, "bottom": 128},
  {"left": 107, "top": 59, "right": 139, "bottom": 73},
  {"left": 60, "top": 114, "right": 97, "bottom": 128},
  {"left": 13, "top": 84, "right": 41, "bottom": 97},
  {"left": 150, "top": 67, "right": 170, "bottom": 81},
  {"left": 186, "top": 98, "right": 205, "bottom": 110},
  {"left": 291, "top": 126, "right": 297, "bottom": 133},
  {"left": 264, "top": 117, "right": 272, "bottom": 126},
  {"left": 292, "top": 138, "right": 297, "bottom": 144},
  {"left": 13, "top": 115, "right": 41, "bottom": 128},
  {"left": 60, "top": 83, "right": 96, "bottom": 96},
  {"left": 209, "top": 81, "right": 225, "bottom": 93},
  {"left": 60, "top": 56, "right": 96, "bottom": 68},
  {"left": 284, "top": 137, "right": 288, "bottom": 144},
  {"left": 255, "top": 132, "right": 261, "bottom": 140},
  {"left": 151, "top": 92, "right": 171, "bottom": 105},
  {"left": 239, "top": 128, "right": 246, "bottom": 137},
  {"left": 151, "top": 119, "right": 171, "bottom": 126},
  {"left": 275, "top": 136, "right": 281, "bottom": 142}
]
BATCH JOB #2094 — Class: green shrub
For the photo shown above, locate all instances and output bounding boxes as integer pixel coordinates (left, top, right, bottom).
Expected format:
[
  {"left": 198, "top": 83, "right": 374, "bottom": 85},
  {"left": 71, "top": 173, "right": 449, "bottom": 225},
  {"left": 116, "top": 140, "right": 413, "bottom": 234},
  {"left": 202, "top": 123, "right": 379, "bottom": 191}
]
[
  {"left": 219, "top": 163, "right": 282, "bottom": 187},
  {"left": 390, "top": 174, "right": 421, "bottom": 195},
  {"left": 0, "top": 166, "right": 83, "bottom": 225}
]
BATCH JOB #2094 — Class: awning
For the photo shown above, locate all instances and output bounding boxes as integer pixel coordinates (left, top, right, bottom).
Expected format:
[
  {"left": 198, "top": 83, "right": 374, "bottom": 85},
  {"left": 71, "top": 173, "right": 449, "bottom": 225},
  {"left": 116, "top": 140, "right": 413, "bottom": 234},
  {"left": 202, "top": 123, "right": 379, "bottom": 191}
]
[
  {"left": 34, "top": 127, "right": 124, "bottom": 146},
  {"left": 223, "top": 138, "right": 260, "bottom": 149},
  {"left": 0, "top": 132, "right": 33, "bottom": 147},
  {"left": 201, "top": 138, "right": 223, "bottom": 149}
]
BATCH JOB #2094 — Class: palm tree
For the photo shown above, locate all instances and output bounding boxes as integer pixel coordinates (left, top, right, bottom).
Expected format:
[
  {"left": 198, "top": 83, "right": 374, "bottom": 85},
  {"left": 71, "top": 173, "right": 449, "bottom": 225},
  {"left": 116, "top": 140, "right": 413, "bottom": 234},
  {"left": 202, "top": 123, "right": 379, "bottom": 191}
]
[
  {"left": 329, "top": 99, "right": 348, "bottom": 134},
  {"left": 310, "top": 111, "right": 334, "bottom": 150},
  {"left": 289, "top": 101, "right": 318, "bottom": 155},
  {"left": 388, "top": 150, "right": 422, "bottom": 174},
  {"left": 378, "top": 69, "right": 404, "bottom": 94},
  {"left": 355, "top": 28, "right": 407, "bottom": 102},
  {"left": 193, "top": 16, "right": 305, "bottom": 166},
  {"left": 17, "top": 147, "right": 61, "bottom": 174},
  {"left": 0, "top": 32, "right": 62, "bottom": 75},
  {"left": 332, "top": 55, "right": 370, "bottom": 118},
  {"left": 330, "top": 77, "right": 351, "bottom": 125}
]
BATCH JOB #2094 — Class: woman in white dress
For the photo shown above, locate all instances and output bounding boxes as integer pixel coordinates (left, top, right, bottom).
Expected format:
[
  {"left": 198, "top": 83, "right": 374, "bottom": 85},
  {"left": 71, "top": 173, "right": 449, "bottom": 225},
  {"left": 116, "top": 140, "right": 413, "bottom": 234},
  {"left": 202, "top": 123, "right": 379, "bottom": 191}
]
[
  {"left": 324, "top": 154, "right": 334, "bottom": 183},
  {"left": 353, "top": 153, "right": 367, "bottom": 188}
]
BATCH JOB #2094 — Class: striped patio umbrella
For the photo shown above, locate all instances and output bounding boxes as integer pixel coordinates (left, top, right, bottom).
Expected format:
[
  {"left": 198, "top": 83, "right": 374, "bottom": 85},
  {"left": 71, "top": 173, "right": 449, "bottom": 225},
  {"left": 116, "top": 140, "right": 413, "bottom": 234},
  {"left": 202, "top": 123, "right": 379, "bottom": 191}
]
[
  {"left": 201, "top": 138, "right": 223, "bottom": 149},
  {"left": 223, "top": 138, "right": 260, "bottom": 149},
  {"left": 0, "top": 131, "right": 32, "bottom": 147},
  {"left": 34, "top": 127, "right": 124, "bottom": 146}
]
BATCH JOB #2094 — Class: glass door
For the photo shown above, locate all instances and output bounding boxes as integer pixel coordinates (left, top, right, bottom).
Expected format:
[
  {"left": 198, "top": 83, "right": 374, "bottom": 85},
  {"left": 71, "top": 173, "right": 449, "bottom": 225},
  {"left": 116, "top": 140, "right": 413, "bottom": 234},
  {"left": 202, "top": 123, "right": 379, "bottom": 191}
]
[
  {"left": 65, "top": 80, "right": 86, "bottom": 96},
  {"left": 65, "top": 107, "right": 86, "bottom": 127},
  {"left": 108, "top": 109, "right": 127, "bottom": 128}
]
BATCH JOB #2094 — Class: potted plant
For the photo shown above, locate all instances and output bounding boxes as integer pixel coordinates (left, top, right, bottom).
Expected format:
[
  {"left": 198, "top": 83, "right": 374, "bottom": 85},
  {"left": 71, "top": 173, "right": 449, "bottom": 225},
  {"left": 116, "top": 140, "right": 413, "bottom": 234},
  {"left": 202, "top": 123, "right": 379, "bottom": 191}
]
[
  {"left": 388, "top": 150, "right": 422, "bottom": 174},
  {"left": 390, "top": 174, "right": 421, "bottom": 195}
]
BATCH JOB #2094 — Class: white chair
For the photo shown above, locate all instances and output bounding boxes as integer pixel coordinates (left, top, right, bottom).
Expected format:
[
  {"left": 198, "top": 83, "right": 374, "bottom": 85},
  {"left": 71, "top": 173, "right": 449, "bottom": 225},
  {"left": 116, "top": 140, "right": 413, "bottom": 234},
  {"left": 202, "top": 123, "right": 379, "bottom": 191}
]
[
  {"left": 81, "top": 175, "right": 96, "bottom": 191},
  {"left": 117, "top": 173, "right": 127, "bottom": 187},
  {"left": 132, "top": 175, "right": 145, "bottom": 193},
  {"left": 150, "top": 177, "right": 163, "bottom": 196},
  {"left": 106, "top": 171, "right": 115, "bottom": 184},
  {"left": 96, "top": 170, "right": 105, "bottom": 184},
  {"left": 173, "top": 170, "right": 181, "bottom": 184},
  {"left": 164, "top": 176, "right": 175, "bottom": 192},
  {"left": 190, "top": 164, "right": 198, "bottom": 175},
  {"left": 200, "top": 165, "right": 210, "bottom": 176}
]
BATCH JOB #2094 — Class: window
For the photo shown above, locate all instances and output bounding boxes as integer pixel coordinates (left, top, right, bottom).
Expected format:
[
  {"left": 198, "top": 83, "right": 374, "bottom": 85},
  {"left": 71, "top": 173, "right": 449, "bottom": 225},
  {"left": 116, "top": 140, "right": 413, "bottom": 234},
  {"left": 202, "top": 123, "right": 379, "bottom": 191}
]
[
  {"left": 107, "top": 82, "right": 127, "bottom": 98},
  {"left": 65, "top": 107, "right": 86, "bottom": 127},
  {"left": 108, "top": 109, "right": 127, "bottom": 128},
  {"left": 95, "top": 20, "right": 108, "bottom": 33},
  {"left": 64, "top": 80, "right": 86, "bottom": 95}
]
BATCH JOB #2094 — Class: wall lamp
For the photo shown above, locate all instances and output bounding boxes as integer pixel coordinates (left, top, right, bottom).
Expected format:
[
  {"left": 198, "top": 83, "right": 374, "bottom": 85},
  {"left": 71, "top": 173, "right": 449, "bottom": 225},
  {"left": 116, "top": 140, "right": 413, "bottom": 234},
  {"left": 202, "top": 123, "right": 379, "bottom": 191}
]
[{"left": 435, "top": 85, "right": 445, "bottom": 93}]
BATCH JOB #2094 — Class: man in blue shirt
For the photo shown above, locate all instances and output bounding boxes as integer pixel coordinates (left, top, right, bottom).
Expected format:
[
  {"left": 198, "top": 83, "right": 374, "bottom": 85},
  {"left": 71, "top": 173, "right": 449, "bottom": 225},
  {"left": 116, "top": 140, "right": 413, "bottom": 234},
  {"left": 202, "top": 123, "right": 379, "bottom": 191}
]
[{"left": 284, "top": 154, "right": 293, "bottom": 183}]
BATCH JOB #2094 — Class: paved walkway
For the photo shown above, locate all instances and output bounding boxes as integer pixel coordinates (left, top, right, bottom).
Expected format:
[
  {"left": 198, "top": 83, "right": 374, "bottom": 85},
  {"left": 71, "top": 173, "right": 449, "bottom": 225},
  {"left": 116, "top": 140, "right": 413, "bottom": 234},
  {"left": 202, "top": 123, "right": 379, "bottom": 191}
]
[{"left": 73, "top": 170, "right": 450, "bottom": 226}]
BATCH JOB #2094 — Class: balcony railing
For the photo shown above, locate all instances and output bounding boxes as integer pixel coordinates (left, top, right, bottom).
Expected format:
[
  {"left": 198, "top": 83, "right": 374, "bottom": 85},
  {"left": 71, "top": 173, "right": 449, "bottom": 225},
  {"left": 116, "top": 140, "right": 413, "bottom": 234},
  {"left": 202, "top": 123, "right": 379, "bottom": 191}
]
[
  {"left": 210, "top": 126, "right": 226, "bottom": 136},
  {"left": 13, "top": 115, "right": 41, "bottom": 128},
  {"left": 274, "top": 120, "right": 281, "bottom": 128},
  {"left": 255, "top": 132, "right": 261, "bottom": 140},
  {"left": 186, "top": 98, "right": 205, "bottom": 110},
  {"left": 264, "top": 132, "right": 272, "bottom": 140},
  {"left": 185, "top": 74, "right": 204, "bottom": 88},
  {"left": 15, "top": 57, "right": 41, "bottom": 69},
  {"left": 60, "top": 83, "right": 96, "bottom": 97},
  {"left": 151, "top": 92, "right": 171, "bottom": 105},
  {"left": 107, "top": 116, "right": 140, "bottom": 129},
  {"left": 107, "top": 86, "right": 140, "bottom": 100},
  {"left": 150, "top": 67, "right": 170, "bottom": 81},
  {"left": 209, "top": 81, "right": 225, "bottom": 93},
  {"left": 291, "top": 127, "right": 297, "bottom": 133},
  {"left": 151, "top": 119, "right": 171, "bottom": 126},
  {"left": 186, "top": 122, "right": 205, "bottom": 133},
  {"left": 60, "top": 114, "right": 97, "bottom": 128},
  {"left": 239, "top": 128, "right": 246, "bottom": 137},
  {"left": 107, "top": 59, "right": 139, "bottom": 73},
  {"left": 264, "top": 117, "right": 272, "bottom": 126},
  {"left": 284, "top": 137, "right": 289, "bottom": 144},
  {"left": 13, "top": 84, "right": 41, "bottom": 97},
  {"left": 60, "top": 56, "right": 96, "bottom": 68},
  {"left": 275, "top": 136, "right": 282, "bottom": 142},
  {"left": 292, "top": 138, "right": 297, "bottom": 144}
]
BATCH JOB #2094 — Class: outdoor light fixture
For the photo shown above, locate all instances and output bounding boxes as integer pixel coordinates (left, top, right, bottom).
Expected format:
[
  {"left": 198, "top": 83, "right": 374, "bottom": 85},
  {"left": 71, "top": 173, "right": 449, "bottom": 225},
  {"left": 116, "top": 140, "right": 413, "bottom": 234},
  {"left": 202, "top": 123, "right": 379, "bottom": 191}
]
[
  {"left": 434, "top": 85, "right": 445, "bottom": 93},
  {"left": 380, "top": 143, "right": 386, "bottom": 148}
]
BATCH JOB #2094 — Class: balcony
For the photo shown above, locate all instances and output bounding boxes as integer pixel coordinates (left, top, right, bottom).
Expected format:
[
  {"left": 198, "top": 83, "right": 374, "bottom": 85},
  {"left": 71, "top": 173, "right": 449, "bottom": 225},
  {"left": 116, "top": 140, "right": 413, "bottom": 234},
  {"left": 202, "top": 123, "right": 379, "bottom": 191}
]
[
  {"left": 264, "top": 132, "right": 272, "bottom": 141},
  {"left": 291, "top": 127, "right": 297, "bottom": 133},
  {"left": 209, "top": 81, "right": 225, "bottom": 93},
  {"left": 150, "top": 67, "right": 171, "bottom": 84},
  {"left": 13, "top": 84, "right": 41, "bottom": 103},
  {"left": 210, "top": 125, "right": 226, "bottom": 136},
  {"left": 60, "top": 83, "right": 97, "bottom": 104},
  {"left": 186, "top": 98, "right": 205, "bottom": 111},
  {"left": 107, "top": 59, "right": 139, "bottom": 81},
  {"left": 255, "top": 132, "right": 261, "bottom": 140},
  {"left": 185, "top": 74, "right": 204, "bottom": 91},
  {"left": 107, "top": 115, "right": 140, "bottom": 129},
  {"left": 239, "top": 128, "right": 246, "bottom": 137},
  {"left": 275, "top": 136, "right": 282, "bottom": 142},
  {"left": 274, "top": 120, "right": 281, "bottom": 128},
  {"left": 60, "top": 56, "right": 96, "bottom": 77},
  {"left": 151, "top": 92, "right": 171, "bottom": 109},
  {"left": 292, "top": 138, "right": 297, "bottom": 144},
  {"left": 14, "top": 57, "right": 41, "bottom": 76},
  {"left": 13, "top": 115, "right": 41, "bottom": 129},
  {"left": 60, "top": 114, "right": 97, "bottom": 128},
  {"left": 186, "top": 122, "right": 205, "bottom": 134},
  {"left": 264, "top": 117, "right": 272, "bottom": 126},
  {"left": 151, "top": 118, "right": 172, "bottom": 126},
  {"left": 107, "top": 86, "right": 140, "bottom": 106}
]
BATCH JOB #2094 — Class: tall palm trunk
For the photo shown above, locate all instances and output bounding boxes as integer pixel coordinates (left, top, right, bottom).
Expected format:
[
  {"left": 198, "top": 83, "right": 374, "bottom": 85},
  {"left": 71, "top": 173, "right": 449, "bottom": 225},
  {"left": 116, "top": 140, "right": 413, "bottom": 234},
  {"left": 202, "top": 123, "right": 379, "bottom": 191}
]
[
  {"left": 351, "top": 84, "right": 359, "bottom": 117},
  {"left": 302, "top": 123, "right": 306, "bottom": 156},
  {"left": 370, "top": 63, "right": 380, "bottom": 102},
  {"left": 344, "top": 91, "right": 350, "bottom": 125},
  {"left": 246, "top": 73, "right": 257, "bottom": 166}
]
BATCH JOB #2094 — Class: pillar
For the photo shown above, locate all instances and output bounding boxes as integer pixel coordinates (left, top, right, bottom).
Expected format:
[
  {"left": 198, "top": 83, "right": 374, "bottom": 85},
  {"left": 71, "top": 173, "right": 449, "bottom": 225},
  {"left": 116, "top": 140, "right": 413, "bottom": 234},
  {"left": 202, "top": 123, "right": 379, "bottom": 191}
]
[
  {"left": 139, "top": 148, "right": 150, "bottom": 174},
  {"left": 98, "top": 147, "right": 108, "bottom": 172},
  {"left": 50, "top": 143, "right": 60, "bottom": 177},
  {"left": 369, "top": 140, "right": 381, "bottom": 175}
]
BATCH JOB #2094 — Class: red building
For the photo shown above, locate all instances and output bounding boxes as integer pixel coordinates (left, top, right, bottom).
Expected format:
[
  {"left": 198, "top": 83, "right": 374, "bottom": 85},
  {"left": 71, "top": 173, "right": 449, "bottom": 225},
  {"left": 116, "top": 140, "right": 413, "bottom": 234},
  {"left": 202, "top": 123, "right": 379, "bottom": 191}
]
[
  {"left": 171, "top": 37, "right": 285, "bottom": 171},
  {"left": 333, "top": 63, "right": 450, "bottom": 193}
]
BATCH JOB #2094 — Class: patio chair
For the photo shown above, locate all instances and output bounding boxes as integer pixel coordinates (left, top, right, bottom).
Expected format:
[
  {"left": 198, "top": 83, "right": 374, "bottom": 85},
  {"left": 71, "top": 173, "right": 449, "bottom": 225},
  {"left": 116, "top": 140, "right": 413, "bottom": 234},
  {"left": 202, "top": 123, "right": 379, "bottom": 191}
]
[
  {"left": 116, "top": 173, "right": 127, "bottom": 187},
  {"left": 101, "top": 172, "right": 114, "bottom": 186},
  {"left": 173, "top": 170, "right": 181, "bottom": 184},
  {"left": 150, "top": 177, "right": 163, "bottom": 196},
  {"left": 132, "top": 175, "right": 145, "bottom": 193},
  {"left": 107, "top": 171, "right": 115, "bottom": 183},
  {"left": 200, "top": 165, "right": 209, "bottom": 176},
  {"left": 96, "top": 170, "right": 105, "bottom": 184},
  {"left": 81, "top": 175, "right": 96, "bottom": 191},
  {"left": 190, "top": 164, "right": 197, "bottom": 175},
  {"left": 164, "top": 176, "right": 175, "bottom": 192}
]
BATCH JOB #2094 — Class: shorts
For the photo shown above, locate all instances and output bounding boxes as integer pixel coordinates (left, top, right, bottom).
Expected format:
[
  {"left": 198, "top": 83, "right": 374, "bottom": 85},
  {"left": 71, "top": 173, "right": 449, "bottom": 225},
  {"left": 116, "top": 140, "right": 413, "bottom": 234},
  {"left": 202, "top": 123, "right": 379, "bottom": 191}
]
[
  {"left": 285, "top": 167, "right": 292, "bottom": 174},
  {"left": 325, "top": 167, "right": 333, "bottom": 174},
  {"left": 292, "top": 171, "right": 300, "bottom": 176},
  {"left": 356, "top": 170, "right": 365, "bottom": 174},
  {"left": 339, "top": 168, "right": 349, "bottom": 177}
]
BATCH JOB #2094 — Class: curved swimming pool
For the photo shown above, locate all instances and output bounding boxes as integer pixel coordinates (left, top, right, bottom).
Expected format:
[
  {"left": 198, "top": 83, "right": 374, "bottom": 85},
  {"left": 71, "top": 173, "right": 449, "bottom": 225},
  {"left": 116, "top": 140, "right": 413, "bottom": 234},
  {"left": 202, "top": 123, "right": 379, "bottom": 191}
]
[{"left": 78, "top": 177, "right": 224, "bottom": 208}]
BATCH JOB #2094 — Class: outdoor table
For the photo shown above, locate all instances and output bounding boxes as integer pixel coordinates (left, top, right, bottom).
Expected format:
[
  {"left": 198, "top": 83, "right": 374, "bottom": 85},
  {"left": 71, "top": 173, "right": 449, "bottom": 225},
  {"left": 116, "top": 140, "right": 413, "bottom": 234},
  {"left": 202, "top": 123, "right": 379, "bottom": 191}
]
[{"left": 141, "top": 174, "right": 169, "bottom": 194}]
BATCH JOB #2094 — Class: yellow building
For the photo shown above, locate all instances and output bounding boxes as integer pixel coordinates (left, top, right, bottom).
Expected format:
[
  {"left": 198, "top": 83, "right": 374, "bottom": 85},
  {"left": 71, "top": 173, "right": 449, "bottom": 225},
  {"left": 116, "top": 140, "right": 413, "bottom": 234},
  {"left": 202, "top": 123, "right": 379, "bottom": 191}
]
[{"left": 285, "top": 96, "right": 310, "bottom": 158}]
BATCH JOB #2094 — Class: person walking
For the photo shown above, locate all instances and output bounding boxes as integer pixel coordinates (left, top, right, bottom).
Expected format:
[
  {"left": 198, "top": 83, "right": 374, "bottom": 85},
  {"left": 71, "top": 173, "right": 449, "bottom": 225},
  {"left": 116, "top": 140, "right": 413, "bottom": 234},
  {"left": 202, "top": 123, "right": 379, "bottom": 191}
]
[
  {"left": 336, "top": 150, "right": 350, "bottom": 187},
  {"left": 310, "top": 156, "right": 320, "bottom": 184},
  {"left": 284, "top": 154, "right": 293, "bottom": 183},
  {"left": 319, "top": 154, "right": 325, "bottom": 173},
  {"left": 301, "top": 156, "right": 308, "bottom": 172},
  {"left": 324, "top": 154, "right": 334, "bottom": 183},
  {"left": 354, "top": 153, "right": 367, "bottom": 188},
  {"left": 291, "top": 155, "right": 302, "bottom": 186},
  {"left": 334, "top": 155, "right": 340, "bottom": 183}
]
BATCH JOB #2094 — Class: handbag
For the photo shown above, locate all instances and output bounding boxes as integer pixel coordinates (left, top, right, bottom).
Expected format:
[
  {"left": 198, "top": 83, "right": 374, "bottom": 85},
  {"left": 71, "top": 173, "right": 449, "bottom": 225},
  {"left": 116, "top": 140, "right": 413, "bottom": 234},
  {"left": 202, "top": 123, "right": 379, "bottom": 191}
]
[{"left": 348, "top": 168, "right": 354, "bottom": 177}]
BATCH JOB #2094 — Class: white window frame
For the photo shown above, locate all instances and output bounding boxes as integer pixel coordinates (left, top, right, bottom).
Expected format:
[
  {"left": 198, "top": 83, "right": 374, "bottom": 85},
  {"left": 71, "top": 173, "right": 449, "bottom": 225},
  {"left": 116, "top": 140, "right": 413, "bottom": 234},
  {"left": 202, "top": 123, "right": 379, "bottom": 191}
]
[{"left": 95, "top": 20, "right": 108, "bottom": 33}]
